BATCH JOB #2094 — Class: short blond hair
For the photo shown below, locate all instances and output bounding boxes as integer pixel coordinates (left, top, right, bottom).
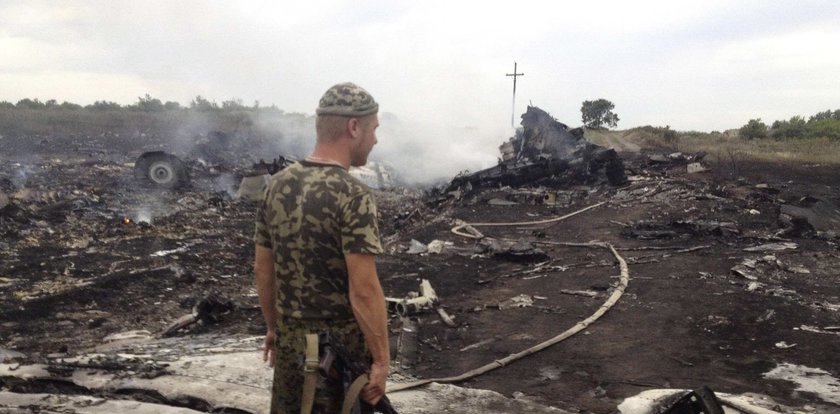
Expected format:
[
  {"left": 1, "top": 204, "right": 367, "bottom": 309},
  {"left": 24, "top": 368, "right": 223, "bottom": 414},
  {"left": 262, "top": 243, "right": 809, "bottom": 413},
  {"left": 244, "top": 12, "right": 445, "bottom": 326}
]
[
  {"left": 316, "top": 115, "right": 347, "bottom": 142},
  {"left": 315, "top": 114, "right": 376, "bottom": 143}
]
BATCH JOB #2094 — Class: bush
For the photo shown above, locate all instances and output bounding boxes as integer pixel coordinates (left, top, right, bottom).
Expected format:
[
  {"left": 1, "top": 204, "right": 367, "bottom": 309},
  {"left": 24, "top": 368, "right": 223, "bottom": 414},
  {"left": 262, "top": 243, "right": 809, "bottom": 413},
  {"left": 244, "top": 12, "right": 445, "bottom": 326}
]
[
  {"left": 163, "top": 101, "right": 181, "bottom": 111},
  {"left": 132, "top": 94, "right": 165, "bottom": 112},
  {"left": 190, "top": 95, "right": 218, "bottom": 111},
  {"left": 16, "top": 98, "right": 46, "bottom": 110},
  {"left": 808, "top": 110, "right": 840, "bottom": 122},
  {"left": 60, "top": 101, "right": 82, "bottom": 110},
  {"left": 755, "top": 109, "right": 840, "bottom": 141},
  {"left": 86, "top": 101, "right": 123, "bottom": 111},
  {"left": 806, "top": 118, "right": 840, "bottom": 140},
  {"left": 771, "top": 116, "right": 807, "bottom": 139},
  {"left": 739, "top": 119, "right": 768, "bottom": 139}
]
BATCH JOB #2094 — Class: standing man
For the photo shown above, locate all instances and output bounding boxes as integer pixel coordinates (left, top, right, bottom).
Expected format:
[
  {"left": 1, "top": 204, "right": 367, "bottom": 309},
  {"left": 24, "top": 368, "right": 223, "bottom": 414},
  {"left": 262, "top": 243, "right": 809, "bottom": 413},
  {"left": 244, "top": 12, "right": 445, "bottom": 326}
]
[{"left": 255, "top": 83, "right": 389, "bottom": 413}]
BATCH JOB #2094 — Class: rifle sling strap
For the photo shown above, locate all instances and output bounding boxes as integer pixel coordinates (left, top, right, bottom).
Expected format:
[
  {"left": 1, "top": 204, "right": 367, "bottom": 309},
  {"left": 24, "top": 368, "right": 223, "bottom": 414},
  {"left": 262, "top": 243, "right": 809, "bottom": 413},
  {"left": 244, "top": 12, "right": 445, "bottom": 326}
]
[
  {"left": 301, "top": 333, "right": 319, "bottom": 414},
  {"left": 341, "top": 373, "right": 369, "bottom": 414}
]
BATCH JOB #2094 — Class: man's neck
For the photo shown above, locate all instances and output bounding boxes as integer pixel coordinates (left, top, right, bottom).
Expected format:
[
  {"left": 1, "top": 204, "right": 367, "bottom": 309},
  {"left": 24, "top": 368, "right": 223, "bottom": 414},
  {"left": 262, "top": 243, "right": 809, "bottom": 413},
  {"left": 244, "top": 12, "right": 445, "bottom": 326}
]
[{"left": 307, "top": 147, "right": 350, "bottom": 170}]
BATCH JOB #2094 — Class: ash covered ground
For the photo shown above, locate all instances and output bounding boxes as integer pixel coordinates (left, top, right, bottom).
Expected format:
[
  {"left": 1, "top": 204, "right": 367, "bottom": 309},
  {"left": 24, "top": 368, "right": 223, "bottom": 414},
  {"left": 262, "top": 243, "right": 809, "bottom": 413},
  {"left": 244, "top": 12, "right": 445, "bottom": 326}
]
[{"left": 2, "top": 118, "right": 840, "bottom": 413}]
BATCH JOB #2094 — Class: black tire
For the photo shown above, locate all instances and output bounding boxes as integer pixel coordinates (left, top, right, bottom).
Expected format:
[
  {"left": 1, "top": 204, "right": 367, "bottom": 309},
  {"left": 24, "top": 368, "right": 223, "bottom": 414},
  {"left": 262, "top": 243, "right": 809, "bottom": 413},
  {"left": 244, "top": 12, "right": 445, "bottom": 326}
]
[{"left": 134, "top": 151, "right": 189, "bottom": 189}]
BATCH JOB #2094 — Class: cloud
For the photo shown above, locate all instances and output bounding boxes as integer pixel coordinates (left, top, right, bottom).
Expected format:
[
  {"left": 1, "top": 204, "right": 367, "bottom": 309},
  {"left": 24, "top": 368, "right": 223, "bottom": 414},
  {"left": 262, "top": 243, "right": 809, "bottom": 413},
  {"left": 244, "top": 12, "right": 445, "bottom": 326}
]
[{"left": 0, "top": 0, "right": 839, "bottom": 133}]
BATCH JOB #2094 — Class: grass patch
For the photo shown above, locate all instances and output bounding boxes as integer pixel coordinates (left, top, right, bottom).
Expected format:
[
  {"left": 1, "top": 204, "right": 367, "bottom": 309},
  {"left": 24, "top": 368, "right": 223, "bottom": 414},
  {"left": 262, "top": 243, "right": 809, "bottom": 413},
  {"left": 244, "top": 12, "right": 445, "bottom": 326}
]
[
  {"left": 677, "top": 135, "right": 840, "bottom": 166},
  {"left": 586, "top": 126, "right": 840, "bottom": 167}
]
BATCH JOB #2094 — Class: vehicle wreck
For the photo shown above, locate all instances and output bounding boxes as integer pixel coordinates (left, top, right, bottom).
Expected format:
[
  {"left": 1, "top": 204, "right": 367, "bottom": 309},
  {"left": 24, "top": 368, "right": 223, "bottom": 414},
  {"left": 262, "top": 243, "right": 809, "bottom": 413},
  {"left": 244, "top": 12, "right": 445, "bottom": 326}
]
[{"left": 446, "top": 106, "right": 627, "bottom": 193}]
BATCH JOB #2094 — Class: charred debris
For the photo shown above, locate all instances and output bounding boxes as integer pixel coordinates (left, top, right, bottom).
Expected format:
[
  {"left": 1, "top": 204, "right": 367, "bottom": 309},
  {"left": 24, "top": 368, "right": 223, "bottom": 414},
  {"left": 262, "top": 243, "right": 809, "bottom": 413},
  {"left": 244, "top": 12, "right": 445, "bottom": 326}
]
[
  {"left": 443, "top": 106, "right": 626, "bottom": 196},
  {"left": 135, "top": 106, "right": 629, "bottom": 200},
  {"left": 3, "top": 106, "right": 840, "bottom": 413}
]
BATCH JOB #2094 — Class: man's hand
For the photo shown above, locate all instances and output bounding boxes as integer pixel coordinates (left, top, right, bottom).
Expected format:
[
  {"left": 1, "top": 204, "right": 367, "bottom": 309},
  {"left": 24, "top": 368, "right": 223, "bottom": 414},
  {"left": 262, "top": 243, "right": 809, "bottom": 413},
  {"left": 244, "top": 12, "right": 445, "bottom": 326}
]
[
  {"left": 346, "top": 253, "right": 390, "bottom": 405},
  {"left": 360, "top": 361, "right": 388, "bottom": 405},
  {"left": 263, "top": 329, "right": 276, "bottom": 367},
  {"left": 254, "top": 245, "right": 277, "bottom": 367}
]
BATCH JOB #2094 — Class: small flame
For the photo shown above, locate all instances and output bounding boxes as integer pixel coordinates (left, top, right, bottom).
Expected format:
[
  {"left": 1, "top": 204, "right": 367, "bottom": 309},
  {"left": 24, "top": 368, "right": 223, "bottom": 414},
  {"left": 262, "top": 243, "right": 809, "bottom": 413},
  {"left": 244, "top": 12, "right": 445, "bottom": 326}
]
[{"left": 122, "top": 216, "right": 132, "bottom": 225}]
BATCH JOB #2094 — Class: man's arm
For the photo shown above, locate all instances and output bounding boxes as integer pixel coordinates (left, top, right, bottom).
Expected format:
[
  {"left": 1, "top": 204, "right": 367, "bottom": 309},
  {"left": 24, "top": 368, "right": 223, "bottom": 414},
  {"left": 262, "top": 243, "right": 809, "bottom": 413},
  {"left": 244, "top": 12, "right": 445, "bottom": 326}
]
[
  {"left": 345, "top": 253, "right": 389, "bottom": 405},
  {"left": 254, "top": 245, "right": 277, "bottom": 366}
]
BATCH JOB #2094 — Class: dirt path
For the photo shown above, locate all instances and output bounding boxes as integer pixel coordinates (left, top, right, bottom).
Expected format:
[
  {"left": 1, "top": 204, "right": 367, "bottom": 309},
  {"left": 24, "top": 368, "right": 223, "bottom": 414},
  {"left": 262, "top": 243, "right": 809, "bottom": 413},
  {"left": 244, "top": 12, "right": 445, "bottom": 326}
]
[{"left": 602, "top": 131, "right": 641, "bottom": 152}]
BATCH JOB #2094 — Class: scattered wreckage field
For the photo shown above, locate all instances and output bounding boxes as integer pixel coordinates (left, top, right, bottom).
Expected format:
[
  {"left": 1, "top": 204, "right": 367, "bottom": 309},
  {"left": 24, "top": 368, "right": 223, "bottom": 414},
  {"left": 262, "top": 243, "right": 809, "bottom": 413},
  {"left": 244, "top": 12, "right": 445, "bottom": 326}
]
[
  {"left": 382, "top": 156, "right": 840, "bottom": 413},
  {"left": 2, "top": 119, "right": 840, "bottom": 413}
]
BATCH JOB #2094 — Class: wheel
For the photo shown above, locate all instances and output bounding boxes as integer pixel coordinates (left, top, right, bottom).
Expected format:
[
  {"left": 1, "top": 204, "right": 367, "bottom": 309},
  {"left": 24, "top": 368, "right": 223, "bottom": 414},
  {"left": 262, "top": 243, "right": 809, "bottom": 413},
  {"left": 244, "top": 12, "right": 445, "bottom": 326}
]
[
  {"left": 134, "top": 151, "right": 189, "bottom": 189},
  {"left": 148, "top": 160, "right": 176, "bottom": 186}
]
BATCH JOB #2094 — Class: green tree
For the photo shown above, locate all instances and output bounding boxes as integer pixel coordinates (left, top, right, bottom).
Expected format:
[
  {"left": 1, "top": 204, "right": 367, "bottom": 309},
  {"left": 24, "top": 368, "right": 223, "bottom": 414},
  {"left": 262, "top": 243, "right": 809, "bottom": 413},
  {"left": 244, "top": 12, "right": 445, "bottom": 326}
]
[
  {"left": 739, "top": 118, "right": 768, "bottom": 139},
  {"left": 133, "top": 94, "right": 164, "bottom": 112},
  {"left": 163, "top": 101, "right": 181, "bottom": 110},
  {"left": 86, "top": 100, "right": 122, "bottom": 111},
  {"left": 771, "top": 116, "right": 807, "bottom": 139},
  {"left": 222, "top": 98, "right": 245, "bottom": 110},
  {"left": 581, "top": 99, "right": 619, "bottom": 129},
  {"left": 808, "top": 110, "right": 837, "bottom": 123},
  {"left": 805, "top": 118, "right": 840, "bottom": 140},
  {"left": 59, "top": 101, "right": 82, "bottom": 110},
  {"left": 190, "top": 95, "right": 218, "bottom": 111},
  {"left": 15, "top": 98, "right": 45, "bottom": 109}
]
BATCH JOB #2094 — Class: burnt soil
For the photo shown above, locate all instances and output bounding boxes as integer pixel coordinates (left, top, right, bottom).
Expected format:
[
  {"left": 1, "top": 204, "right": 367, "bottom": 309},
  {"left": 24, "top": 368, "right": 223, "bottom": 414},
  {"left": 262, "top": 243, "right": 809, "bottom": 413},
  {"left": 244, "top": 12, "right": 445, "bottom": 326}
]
[{"left": 2, "top": 136, "right": 840, "bottom": 413}]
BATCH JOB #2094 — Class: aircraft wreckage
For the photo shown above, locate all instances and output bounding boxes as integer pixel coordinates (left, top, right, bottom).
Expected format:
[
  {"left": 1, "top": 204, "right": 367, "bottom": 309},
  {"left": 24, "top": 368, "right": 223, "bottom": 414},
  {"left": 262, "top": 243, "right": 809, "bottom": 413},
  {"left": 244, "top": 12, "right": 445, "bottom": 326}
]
[
  {"left": 4, "top": 104, "right": 840, "bottom": 413},
  {"left": 446, "top": 106, "right": 627, "bottom": 193}
]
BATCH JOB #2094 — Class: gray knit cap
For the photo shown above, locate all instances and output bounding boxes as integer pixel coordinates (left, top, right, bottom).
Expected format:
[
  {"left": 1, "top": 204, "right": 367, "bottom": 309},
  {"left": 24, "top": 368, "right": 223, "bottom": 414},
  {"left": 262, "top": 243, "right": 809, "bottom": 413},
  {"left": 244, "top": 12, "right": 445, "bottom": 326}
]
[{"left": 316, "top": 82, "right": 379, "bottom": 117}]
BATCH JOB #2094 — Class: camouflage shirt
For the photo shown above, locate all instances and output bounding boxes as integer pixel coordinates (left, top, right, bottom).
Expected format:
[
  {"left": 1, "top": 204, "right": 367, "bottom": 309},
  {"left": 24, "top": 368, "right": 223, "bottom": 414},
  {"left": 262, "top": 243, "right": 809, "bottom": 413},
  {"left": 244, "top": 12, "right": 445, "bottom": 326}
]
[{"left": 255, "top": 161, "right": 383, "bottom": 321}]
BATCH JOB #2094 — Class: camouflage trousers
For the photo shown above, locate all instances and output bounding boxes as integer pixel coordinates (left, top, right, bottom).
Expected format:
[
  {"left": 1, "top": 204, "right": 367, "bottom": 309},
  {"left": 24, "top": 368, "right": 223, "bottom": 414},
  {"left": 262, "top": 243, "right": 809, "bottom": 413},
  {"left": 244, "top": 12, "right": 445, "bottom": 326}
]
[{"left": 270, "top": 317, "right": 372, "bottom": 414}]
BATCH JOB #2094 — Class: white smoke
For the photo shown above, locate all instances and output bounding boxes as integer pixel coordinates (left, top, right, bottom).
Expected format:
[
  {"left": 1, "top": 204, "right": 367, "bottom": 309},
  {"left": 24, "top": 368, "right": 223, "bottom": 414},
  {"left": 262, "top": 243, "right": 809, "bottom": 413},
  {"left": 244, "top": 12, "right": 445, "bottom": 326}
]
[
  {"left": 212, "top": 173, "right": 239, "bottom": 198},
  {"left": 372, "top": 115, "right": 510, "bottom": 186},
  {"left": 12, "top": 163, "right": 36, "bottom": 188},
  {"left": 134, "top": 207, "right": 153, "bottom": 224}
]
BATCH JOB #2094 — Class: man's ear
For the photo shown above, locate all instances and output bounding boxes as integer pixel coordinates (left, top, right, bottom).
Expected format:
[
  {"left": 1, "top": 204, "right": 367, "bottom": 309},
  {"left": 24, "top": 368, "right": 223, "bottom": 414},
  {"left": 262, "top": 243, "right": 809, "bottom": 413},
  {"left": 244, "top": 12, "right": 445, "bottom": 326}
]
[{"left": 347, "top": 118, "right": 361, "bottom": 139}]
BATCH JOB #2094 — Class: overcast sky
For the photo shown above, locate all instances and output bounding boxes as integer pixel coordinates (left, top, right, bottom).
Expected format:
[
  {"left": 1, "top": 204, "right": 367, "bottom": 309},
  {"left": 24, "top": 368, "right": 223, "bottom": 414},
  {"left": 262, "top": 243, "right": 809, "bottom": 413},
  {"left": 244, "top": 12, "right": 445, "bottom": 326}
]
[{"left": 2, "top": 1, "right": 838, "bottom": 165}]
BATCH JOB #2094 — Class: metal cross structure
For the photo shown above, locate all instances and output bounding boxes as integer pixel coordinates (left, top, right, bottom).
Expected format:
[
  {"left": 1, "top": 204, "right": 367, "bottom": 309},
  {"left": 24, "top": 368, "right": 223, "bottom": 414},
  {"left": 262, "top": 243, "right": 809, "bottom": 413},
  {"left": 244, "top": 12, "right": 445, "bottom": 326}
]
[{"left": 506, "top": 61, "right": 524, "bottom": 127}]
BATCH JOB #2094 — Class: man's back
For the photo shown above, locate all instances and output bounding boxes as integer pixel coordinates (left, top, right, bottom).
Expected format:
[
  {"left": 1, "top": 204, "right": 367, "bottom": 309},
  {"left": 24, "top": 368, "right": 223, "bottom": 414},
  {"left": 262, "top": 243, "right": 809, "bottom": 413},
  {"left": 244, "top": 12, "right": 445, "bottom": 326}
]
[
  {"left": 255, "top": 82, "right": 390, "bottom": 413},
  {"left": 256, "top": 160, "right": 383, "bottom": 320}
]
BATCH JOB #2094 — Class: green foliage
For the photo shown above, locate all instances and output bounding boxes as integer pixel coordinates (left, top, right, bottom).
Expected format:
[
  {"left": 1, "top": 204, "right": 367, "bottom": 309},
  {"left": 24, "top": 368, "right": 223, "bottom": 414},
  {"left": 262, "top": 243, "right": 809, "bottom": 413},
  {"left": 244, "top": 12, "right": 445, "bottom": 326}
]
[
  {"left": 761, "top": 109, "right": 840, "bottom": 140},
  {"left": 806, "top": 118, "right": 840, "bottom": 140},
  {"left": 808, "top": 110, "right": 840, "bottom": 122},
  {"left": 132, "top": 94, "right": 164, "bottom": 112},
  {"left": 739, "top": 119, "right": 768, "bottom": 139},
  {"left": 581, "top": 99, "right": 619, "bottom": 129},
  {"left": 662, "top": 125, "right": 678, "bottom": 142},
  {"left": 59, "top": 101, "right": 82, "bottom": 110},
  {"left": 1, "top": 95, "right": 290, "bottom": 118},
  {"left": 771, "top": 116, "right": 807, "bottom": 139},
  {"left": 222, "top": 98, "right": 246, "bottom": 110},
  {"left": 86, "top": 100, "right": 123, "bottom": 111},
  {"left": 190, "top": 95, "right": 218, "bottom": 111},
  {"left": 16, "top": 98, "right": 46, "bottom": 109}
]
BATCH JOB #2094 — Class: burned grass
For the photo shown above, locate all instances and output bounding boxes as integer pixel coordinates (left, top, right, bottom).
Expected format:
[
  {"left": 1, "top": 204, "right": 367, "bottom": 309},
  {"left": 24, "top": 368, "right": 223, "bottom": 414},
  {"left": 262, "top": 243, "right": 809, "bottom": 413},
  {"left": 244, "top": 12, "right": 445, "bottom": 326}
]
[{"left": 1, "top": 131, "right": 840, "bottom": 412}]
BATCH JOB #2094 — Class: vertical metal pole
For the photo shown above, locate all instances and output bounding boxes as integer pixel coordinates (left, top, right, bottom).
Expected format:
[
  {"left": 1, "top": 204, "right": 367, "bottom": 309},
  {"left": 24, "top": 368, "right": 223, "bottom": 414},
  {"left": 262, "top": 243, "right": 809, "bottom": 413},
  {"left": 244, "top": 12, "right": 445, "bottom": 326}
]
[
  {"left": 506, "top": 62, "right": 524, "bottom": 128},
  {"left": 511, "top": 62, "right": 517, "bottom": 127}
]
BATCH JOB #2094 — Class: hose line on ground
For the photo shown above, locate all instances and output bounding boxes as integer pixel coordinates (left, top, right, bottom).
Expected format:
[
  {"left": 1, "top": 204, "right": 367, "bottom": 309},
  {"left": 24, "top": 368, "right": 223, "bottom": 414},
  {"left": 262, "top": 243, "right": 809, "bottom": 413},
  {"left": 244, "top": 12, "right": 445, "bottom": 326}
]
[
  {"left": 387, "top": 241, "right": 630, "bottom": 393},
  {"left": 450, "top": 200, "right": 607, "bottom": 239},
  {"left": 461, "top": 201, "right": 607, "bottom": 227}
]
